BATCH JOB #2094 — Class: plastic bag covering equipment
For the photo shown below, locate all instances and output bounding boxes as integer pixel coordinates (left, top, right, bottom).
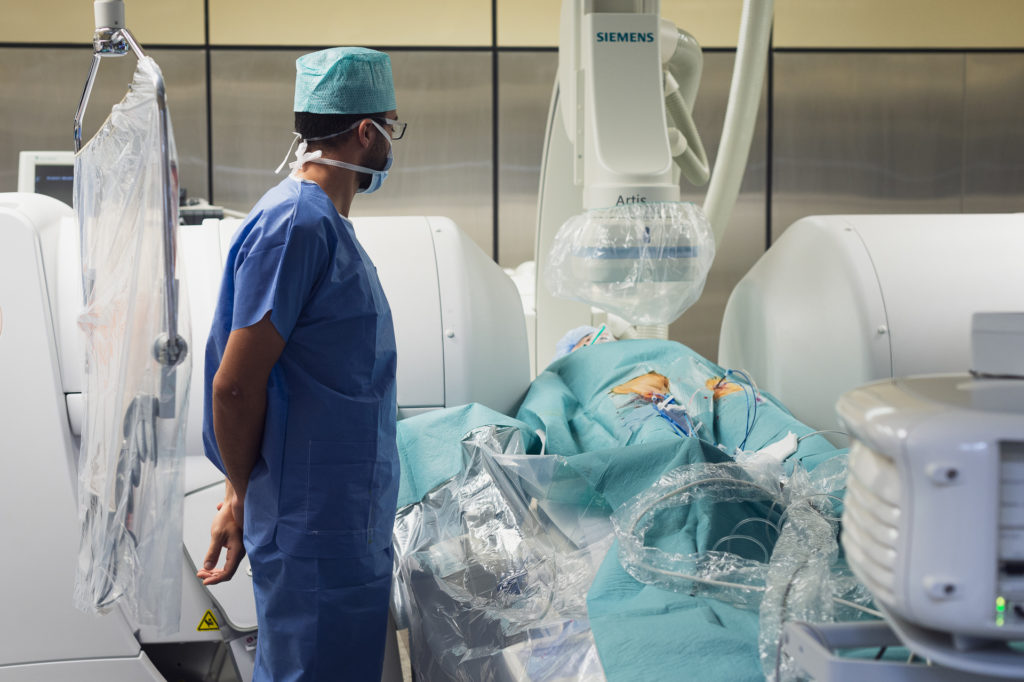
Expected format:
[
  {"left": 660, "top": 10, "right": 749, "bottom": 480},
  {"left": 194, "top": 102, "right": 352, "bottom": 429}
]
[
  {"left": 544, "top": 202, "right": 715, "bottom": 326},
  {"left": 610, "top": 456, "right": 876, "bottom": 680},
  {"left": 392, "top": 425, "right": 609, "bottom": 681},
  {"left": 74, "top": 55, "right": 191, "bottom": 633}
]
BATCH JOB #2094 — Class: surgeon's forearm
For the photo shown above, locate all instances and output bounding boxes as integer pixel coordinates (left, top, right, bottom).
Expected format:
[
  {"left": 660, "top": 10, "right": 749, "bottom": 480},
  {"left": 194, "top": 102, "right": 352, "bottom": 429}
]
[{"left": 211, "top": 372, "right": 267, "bottom": 499}]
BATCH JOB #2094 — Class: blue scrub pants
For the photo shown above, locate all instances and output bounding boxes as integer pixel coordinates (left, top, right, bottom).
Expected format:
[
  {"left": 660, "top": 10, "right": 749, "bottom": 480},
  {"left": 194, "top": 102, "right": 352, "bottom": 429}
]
[{"left": 248, "top": 539, "right": 393, "bottom": 681}]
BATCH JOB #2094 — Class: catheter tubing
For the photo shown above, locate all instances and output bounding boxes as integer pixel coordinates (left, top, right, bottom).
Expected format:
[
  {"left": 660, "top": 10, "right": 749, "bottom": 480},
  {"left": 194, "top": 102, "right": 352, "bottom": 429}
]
[
  {"left": 665, "top": 72, "right": 710, "bottom": 186},
  {"left": 702, "top": 0, "right": 773, "bottom": 247},
  {"left": 662, "top": 24, "right": 703, "bottom": 113}
]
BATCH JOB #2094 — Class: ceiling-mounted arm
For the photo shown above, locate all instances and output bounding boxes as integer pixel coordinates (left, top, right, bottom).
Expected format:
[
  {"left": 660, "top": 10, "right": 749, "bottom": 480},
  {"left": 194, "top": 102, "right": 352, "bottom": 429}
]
[
  {"left": 73, "top": 0, "right": 186, "bottom": 369},
  {"left": 702, "top": 0, "right": 774, "bottom": 247},
  {"left": 74, "top": 55, "right": 101, "bottom": 154},
  {"left": 660, "top": 24, "right": 710, "bottom": 187},
  {"left": 74, "top": 0, "right": 130, "bottom": 153},
  {"left": 661, "top": 24, "right": 702, "bottom": 111}
]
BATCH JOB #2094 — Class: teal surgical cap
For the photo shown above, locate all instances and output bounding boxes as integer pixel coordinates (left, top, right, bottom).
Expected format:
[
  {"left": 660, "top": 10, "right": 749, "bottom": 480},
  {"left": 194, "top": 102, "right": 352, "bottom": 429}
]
[{"left": 293, "top": 47, "right": 396, "bottom": 115}]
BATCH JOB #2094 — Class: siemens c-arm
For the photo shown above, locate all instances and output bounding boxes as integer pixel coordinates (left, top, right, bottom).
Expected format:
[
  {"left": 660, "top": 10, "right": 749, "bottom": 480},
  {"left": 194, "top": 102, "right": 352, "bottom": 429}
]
[{"left": 557, "top": 0, "right": 710, "bottom": 210}]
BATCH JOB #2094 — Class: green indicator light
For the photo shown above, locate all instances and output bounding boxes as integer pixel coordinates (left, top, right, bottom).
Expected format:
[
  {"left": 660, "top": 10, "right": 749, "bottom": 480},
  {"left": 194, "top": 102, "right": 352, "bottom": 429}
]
[{"left": 998, "top": 597, "right": 1007, "bottom": 608}]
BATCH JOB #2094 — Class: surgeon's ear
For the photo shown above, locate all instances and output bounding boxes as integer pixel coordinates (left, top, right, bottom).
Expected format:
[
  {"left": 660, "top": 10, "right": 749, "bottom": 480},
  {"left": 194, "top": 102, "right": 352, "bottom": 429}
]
[{"left": 357, "top": 119, "right": 375, "bottom": 148}]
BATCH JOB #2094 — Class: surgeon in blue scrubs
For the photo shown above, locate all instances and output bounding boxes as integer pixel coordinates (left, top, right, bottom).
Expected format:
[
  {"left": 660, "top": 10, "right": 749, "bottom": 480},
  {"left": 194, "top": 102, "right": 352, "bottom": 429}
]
[{"left": 197, "top": 47, "right": 403, "bottom": 680}]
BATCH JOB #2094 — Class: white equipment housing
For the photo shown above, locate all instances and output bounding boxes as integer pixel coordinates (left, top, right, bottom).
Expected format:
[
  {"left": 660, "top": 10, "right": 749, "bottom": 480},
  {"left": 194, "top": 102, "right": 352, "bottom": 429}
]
[
  {"left": 531, "top": 0, "right": 771, "bottom": 375},
  {"left": 838, "top": 372, "right": 1024, "bottom": 678},
  {"left": 535, "top": 1, "right": 682, "bottom": 373},
  {"left": 558, "top": 1, "right": 679, "bottom": 209},
  {"left": 719, "top": 214, "right": 1024, "bottom": 438},
  {"left": 0, "top": 192, "right": 529, "bottom": 680}
]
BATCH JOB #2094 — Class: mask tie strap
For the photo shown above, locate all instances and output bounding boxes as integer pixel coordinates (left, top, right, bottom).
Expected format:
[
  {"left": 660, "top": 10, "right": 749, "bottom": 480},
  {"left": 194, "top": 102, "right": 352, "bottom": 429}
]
[
  {"left": 287, "top": 141, "right": 323, "bottom": 173},
  {"left": 274, "top": 132, "right": 303, "bottom": 174}
]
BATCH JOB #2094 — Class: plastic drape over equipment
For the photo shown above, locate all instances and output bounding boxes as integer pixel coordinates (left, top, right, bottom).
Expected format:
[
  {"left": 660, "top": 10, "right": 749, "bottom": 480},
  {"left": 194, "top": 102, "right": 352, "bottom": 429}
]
[
  {"left": 393, "top": 425, "right": 609, "bottom": 681},
  {"left": 544, "top": 202, "right": 715, "bottom": 326},
  {"left": 610, "top": 455, "right": 876, "bottom": 680},
  {"left": 74, "top": 56, "right": 191, "bottom": 633}
]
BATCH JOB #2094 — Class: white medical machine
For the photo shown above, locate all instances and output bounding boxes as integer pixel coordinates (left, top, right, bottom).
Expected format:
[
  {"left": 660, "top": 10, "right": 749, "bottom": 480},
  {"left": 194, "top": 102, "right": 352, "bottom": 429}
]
[
  {"left": 839, "top": 317, "right": 1024, "bottom": 678},
  {"left": 776, "top": 315, "right": 1024, "bottom": 681},
  {"left": 528, "top": 0, "right": 772, "bottom": 374},
  {"left": 719, "top": 214, "right": 1024, "bottom": 441}
]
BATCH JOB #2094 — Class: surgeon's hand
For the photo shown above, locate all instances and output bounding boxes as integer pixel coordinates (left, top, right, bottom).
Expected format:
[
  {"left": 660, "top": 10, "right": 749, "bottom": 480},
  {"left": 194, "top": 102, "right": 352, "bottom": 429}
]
[{"left": 197, "top": 492, "right": 246, "bottom": 585}]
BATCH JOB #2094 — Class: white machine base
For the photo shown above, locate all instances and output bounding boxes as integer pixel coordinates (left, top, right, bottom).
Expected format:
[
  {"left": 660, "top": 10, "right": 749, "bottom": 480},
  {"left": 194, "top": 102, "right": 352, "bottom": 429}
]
[{"left": 782, "top": 621, "right": 1009, "bottom": 682}]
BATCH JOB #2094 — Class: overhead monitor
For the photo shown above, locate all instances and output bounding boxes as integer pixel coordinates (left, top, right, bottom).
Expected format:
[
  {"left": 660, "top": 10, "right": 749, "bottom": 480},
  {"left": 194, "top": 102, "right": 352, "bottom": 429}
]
[{"left": 18, "top": 151, "right": 75, "bottom": 207}]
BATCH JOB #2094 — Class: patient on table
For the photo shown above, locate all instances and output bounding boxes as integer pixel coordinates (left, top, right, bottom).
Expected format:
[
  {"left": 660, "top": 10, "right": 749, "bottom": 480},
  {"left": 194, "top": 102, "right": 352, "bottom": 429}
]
[
  {"left": 555, "top": 324, "right": 616, "bottom": 358},
  {"left": 392, "top": 333, "right": 854, "bottom": 682}
]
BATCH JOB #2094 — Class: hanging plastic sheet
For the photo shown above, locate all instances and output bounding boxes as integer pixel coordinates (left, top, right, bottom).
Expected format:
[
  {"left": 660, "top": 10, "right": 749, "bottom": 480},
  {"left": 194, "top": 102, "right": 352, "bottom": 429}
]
[
  {"left": 74, "top": 55, "right": 190, "bottom": 633},
  {"left": 544, "top": 202, "right": 715, "bottom": 326},
  {"left": 393, "top": 425, "right": 610, "bottom": 681}
]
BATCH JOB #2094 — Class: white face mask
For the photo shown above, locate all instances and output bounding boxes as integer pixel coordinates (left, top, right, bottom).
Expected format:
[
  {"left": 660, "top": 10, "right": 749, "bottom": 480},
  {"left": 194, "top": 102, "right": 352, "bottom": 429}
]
[{"left": 275, "top": 119, "right": 393, "bottom": 194}]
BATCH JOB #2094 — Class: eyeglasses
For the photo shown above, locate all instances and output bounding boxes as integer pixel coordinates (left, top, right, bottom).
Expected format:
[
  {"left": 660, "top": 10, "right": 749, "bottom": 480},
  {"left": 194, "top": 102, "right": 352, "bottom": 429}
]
[{"left": 372, "top": 117, "right": 407, "bottom": 140}]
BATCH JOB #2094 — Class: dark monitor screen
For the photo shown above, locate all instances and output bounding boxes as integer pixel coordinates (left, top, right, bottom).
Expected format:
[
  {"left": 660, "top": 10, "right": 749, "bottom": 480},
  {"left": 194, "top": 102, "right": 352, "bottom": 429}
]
[{"left": 34, "top": 164, "right": 74, "bottom": 206}]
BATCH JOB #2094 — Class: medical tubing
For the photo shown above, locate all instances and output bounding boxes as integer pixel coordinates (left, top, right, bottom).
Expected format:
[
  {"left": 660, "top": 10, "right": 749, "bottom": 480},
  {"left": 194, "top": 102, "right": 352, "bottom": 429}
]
[
  {"left": 626, "top": 557, "right": 882, "bottom": 619},
  {"left": 616, "top": 461, "right": 878, "bottom": 622},
  {"left": 686, "top": 386, "right": 704, "bottom": 414},
  {"left": 702, "top": 0, "right": 773, "bottom": 246},
  {"left": 731, "top": 516, "right": 782, "bottom": 542},
  {"left": 739, "top": 384, "right": 753, "bottom": 450},
  {"left": 729, "top": 368, "right": 762, "bottom": 399},
  {"left": 664, "top": 27, "right": 703, "bottom": 110},
  {"left": 626, "top": 476, "right": 777, "bottom": 537},
  {"left": 797, "top": 430, "right": 849, "bottom": 442},
  {"left": 775, "top": 495, "right": 845, "bottom": 532},
  {"left": 665, "top": 76, "right": 710, "bottom": 186},
  {"left": 712, "top": 534, "right": 770, "bottom": 563},
  {"left": 834, "top": 597, "right": 882, "bottom": 619},
  {"left": 659, "top": 412, "right": 689, "bottom": 438},
  {"left": 724, "top": 368, "right": 760, "bottom": 450}
]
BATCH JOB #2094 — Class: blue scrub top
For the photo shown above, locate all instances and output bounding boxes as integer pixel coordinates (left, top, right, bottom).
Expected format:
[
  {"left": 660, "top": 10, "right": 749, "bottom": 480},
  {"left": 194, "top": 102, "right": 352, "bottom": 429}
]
[{"left": 203, "top": 176, "right": 399, "bottom": 559}]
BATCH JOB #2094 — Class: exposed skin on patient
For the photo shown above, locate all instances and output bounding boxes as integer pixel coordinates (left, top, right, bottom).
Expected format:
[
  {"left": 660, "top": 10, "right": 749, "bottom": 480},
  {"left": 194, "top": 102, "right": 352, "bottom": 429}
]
[
  {"left": 706, "top": 377, "right": 744, "bottom": 399},
  {"left": 611, "top": 372, "right": 671, "bottom": 400},
  {"left": 611, "top": 372, "right": 744, "bottom": 403}
]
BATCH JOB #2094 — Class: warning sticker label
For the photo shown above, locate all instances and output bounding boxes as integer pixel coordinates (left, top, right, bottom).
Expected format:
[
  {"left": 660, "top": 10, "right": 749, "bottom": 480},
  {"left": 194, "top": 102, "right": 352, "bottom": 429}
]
[{"left": 197, "top": 609, "right": 220, "bottom": 631}]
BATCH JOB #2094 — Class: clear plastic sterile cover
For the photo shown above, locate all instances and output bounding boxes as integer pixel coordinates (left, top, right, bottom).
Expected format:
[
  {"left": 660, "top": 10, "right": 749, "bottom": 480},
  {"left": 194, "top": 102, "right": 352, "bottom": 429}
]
[
  {"left": 73, "top": 56, "right": 191, "bottom": 634},
  {"left": 392, "top": 425, "right": 609, "bottom": 681},
  {"left": 544, "top": 201, "right": 715, "bottom": 326},
  {"left": 609, "top": 455, "right": 877, "bottom": 680}
]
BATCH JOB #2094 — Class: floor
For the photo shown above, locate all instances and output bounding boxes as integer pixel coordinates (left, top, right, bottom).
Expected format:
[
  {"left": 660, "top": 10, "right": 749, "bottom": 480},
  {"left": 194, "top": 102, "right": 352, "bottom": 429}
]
[{"left": 397, "top": 628, "right": 411, "bottom": 681}]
